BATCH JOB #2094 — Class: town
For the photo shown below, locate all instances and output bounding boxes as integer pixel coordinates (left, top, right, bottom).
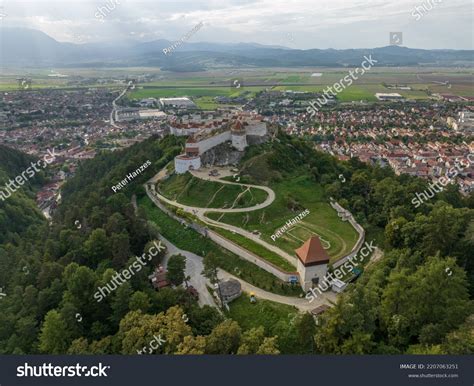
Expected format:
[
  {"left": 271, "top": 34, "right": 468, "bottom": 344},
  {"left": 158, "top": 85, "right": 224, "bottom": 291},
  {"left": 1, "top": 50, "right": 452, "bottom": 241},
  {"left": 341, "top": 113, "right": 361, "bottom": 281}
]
[{"left": 1, "top": 82, "right": 473, "bottom": 217}]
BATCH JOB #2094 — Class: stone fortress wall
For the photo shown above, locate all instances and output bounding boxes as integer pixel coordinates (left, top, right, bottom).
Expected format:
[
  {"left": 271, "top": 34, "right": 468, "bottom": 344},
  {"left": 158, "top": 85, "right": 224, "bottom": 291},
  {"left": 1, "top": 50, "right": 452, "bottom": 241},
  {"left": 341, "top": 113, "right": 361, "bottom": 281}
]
[{"left": 174, "top": 113, "right": 268, "bottom": 174}]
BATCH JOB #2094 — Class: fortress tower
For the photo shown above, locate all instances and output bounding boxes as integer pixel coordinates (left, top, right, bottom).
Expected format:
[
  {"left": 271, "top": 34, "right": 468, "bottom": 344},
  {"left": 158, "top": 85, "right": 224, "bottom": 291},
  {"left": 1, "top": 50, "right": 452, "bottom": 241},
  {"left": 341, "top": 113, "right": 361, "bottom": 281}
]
[
  {"left": 295, "top": 236, "right": 329, "bottom": 291},
  {"left": 231, "top": 120, "right": 248, "bottom": 152},
  {"left": 174, "top": 136, "right": 201, "bottom": 174}
]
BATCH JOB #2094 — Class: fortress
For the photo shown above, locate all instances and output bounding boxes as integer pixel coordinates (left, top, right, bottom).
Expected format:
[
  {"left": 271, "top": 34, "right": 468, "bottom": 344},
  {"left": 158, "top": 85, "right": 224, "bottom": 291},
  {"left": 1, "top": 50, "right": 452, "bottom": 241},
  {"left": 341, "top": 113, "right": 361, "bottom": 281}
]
[{"left": 173, "top": 112, "right": 268, "bottom": 174}]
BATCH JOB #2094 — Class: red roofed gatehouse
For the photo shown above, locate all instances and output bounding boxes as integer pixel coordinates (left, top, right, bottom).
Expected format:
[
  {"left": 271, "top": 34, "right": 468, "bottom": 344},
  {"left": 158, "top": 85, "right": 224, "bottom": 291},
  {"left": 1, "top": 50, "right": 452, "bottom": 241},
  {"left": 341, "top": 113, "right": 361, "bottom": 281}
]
[{"left": 295, "top": 236, "right": 330, "bottom": 291}]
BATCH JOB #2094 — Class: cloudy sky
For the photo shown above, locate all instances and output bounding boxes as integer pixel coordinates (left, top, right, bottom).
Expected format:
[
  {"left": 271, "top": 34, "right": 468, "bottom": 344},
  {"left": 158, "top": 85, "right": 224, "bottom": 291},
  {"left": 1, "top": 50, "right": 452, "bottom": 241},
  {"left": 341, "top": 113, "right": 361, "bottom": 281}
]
[{"left": 1, "top": 0, "right": 472, "bottom": 49}]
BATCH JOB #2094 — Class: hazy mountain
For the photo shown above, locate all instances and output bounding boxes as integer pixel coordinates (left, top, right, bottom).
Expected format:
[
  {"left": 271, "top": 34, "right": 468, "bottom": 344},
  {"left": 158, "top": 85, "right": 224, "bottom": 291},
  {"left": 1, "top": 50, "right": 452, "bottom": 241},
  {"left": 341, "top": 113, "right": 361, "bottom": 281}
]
[{"left": 1, "top": 28, "right": 473, "bottom": 69}]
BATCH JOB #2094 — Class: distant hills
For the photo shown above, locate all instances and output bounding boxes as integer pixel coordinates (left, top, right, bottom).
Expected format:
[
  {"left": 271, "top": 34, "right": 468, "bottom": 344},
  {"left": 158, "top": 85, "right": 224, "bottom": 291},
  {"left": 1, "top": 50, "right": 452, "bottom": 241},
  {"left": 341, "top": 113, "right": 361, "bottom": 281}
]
[{"left": 1, "top": 27, "right": 473, "bottom": 70}]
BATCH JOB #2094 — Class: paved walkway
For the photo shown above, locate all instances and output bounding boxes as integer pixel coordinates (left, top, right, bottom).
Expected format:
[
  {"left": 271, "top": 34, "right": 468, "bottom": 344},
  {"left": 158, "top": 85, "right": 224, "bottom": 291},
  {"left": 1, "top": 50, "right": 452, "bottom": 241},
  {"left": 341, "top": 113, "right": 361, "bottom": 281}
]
[
  {"left": 159, "top": 236, "right": 217, "bottom": 309},
  {"left": 218, "top": 270, "right": 336, "bottom": 312},
  {"left": 159, "top": 234, "right": 335, "bottom": 312}
]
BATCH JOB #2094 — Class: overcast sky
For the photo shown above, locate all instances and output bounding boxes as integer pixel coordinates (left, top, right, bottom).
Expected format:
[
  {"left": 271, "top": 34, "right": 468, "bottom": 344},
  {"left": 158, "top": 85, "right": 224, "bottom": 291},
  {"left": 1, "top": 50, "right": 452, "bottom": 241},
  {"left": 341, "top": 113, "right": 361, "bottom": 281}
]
[{"left": 1, "top": 0, "right": 473, "bottom": 49}]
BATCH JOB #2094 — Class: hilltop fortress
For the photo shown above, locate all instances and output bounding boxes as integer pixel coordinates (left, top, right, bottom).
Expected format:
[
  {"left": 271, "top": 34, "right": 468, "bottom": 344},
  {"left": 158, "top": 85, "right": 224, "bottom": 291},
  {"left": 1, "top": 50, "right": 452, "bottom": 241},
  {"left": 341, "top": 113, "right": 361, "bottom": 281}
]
[{"left": 172, "top": 112, "right": 268, "bottom": 174}]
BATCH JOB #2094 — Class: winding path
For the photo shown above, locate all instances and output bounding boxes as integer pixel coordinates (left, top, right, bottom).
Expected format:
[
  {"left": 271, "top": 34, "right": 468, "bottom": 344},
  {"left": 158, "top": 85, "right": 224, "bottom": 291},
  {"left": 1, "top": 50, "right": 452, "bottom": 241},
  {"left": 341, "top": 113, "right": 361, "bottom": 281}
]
[
  {"left": 145, "top": 173, "right": 383, "bottom": 313},
  {"left": 153, "top": 169, "right": 297, "bottom": 265}
]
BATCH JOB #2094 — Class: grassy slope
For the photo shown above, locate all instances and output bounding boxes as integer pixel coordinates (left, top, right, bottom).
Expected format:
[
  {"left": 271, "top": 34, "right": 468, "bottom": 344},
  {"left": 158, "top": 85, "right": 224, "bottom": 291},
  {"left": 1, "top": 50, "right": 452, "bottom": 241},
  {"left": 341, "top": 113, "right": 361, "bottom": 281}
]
[
  {"left": 207, "top": 174, "right": 359, "bottom": 264},
  {"left": 140, "top": 196, "right": 303, "bottom": 296},
  {"left": 226, "top": 294, "right": 298, "bottom": 332},
  {"left": 158, "top": 173, "right": 268, "bottom": 209},
  {"left": 209, "top": 226, "right": 296, "bottom": 272}
]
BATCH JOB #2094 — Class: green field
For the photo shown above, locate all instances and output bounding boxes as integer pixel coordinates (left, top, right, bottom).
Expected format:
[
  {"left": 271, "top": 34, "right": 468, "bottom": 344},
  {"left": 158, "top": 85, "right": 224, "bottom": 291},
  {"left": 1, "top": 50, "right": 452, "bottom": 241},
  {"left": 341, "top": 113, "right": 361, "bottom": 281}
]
[
  {"left": 206, "top": 174, "right": 359, "bottom": 264},
  {"left": 226, "top": 294, "right": 305, "bottom": 353},
  {"left": 158, "top": 173, "right": 268, "bottom": 209},
  {"left": 128, "top": 86, "right": 265, "bottom": 100},
  {"left": 2, "top": 66, "right": 472, "bottom": 99}
]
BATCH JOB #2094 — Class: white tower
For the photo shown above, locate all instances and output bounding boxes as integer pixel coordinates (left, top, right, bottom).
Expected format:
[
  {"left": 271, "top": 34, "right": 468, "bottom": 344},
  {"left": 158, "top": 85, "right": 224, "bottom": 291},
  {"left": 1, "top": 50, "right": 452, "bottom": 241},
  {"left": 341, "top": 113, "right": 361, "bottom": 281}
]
[{"left": 231, "top": 120, "right": 247, "bottom": 151}]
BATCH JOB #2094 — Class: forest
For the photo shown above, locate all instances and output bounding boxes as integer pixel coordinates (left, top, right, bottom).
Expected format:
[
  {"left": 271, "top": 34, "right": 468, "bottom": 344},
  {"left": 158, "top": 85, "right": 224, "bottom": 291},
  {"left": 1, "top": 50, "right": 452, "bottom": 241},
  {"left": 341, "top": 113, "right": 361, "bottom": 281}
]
[{"left": 0, "top": 134, "right": 472, "bottom": 354}]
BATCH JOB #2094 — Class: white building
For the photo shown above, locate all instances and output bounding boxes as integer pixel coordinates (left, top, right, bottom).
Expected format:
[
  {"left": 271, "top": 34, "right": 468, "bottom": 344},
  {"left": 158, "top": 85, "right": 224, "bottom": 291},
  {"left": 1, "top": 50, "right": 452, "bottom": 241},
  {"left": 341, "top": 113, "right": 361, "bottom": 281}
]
[
  {"left": 138, "top": 110, "right": 167, "bottom": 120},
  {"left": 231, "top": 120, "right": 248, "bottom": 151},
  {"left": 457, "top": 111, "right": 474, "bottom": 133},
  {"left": 174, "top": 154, "right": 201, "bottom": 174},
  {"left": 295, "top": 236, "right": 330, "bottom": 291},
  {"left": 174, "top": 116, "right": 267, "bottom": 174},
  {"left": 375, "top": 93, "right": 404, "bottom": 101},
  {"left": 159, "top": 97, "right": 196, "bottom": 109}
]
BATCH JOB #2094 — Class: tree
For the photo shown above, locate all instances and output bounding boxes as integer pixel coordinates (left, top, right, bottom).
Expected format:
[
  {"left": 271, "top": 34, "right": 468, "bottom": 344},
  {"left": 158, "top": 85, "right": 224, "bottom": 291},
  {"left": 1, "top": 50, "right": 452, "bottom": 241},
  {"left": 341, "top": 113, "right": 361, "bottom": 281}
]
[
  {"left": 256, "top": 337, "right": 280, "bottom": 354},
  {"left": 110, "top": 233, "right": 131, "bottom": 268},
  {"left": 110, "top": 283, "right": 133, "bottom": 326},
  {"left": 118, "top": 307, "right": 192, "bottom": 354},
  {"left": 202, "top": 252, "right": 219, "bottom": 285},
  {"left": 83, "top": 228, "right": 110, "bottom": 267},
  {"left": 167, "top": 254, "right": 186, "bottom": 286},
  {"left": 68, "top": 338, "right": 91, "bottom": 354},
  {"left": 176, "top": 336, "right": 206, "bottom": 355},
  {"left": 237, "top": 327, "right": 266, "bottom": 354},
  {"left": 295, "top": 313, "right": 316, "bottom": 353},
  {"left": 441, "top": 315, "right": 474, "bottom": 354},
  {"left": 205, "top": 320, "right": 241, "bottom": 354},
  {"left": 39, "top": 310, "right": 71, "bottom": 354},
  {"left": 381, "top": 256, "right": 471, "bottom": 348},
  {"left": 129, "top": 291, "right": 150, "bottom": 313}
]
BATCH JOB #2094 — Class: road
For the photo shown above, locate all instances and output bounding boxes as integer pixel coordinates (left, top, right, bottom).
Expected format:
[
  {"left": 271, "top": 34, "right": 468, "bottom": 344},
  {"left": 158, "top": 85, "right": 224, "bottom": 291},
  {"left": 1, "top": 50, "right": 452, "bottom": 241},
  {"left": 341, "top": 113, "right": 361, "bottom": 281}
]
[
  {"left": 218, "top": 270, "right": 336, "bottom": 312},
  {"left": 159, "top": 233, "right": 335, "bottom": 312},
  {"left": 159, "top": 236, "right": 217, "bottom": 309},
  {"left": 110, "top": 82, "right": 134, "bottom": 128}
]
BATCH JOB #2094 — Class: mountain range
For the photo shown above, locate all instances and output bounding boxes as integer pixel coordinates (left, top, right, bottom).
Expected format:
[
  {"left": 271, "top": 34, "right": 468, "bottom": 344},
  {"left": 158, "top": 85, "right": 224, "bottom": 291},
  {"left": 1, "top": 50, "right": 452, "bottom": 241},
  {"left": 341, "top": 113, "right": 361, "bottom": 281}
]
[{"left": 1, "top": 28, "right": 473, "bottom": 70}]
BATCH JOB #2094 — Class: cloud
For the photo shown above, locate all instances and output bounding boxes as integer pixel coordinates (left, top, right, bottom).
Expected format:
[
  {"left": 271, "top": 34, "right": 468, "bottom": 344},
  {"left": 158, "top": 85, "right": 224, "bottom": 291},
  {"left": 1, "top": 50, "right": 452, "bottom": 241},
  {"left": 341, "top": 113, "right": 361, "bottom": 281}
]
[{"left": 1, "top": 0, "right": 472, "bottom": 48}]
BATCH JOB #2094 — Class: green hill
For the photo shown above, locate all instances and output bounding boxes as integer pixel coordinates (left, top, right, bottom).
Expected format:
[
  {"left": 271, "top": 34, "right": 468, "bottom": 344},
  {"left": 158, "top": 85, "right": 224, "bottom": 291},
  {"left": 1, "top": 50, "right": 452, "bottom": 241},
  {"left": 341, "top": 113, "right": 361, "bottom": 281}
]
[{"left": 0, "top": 145, "right": 46, "bottom": 244}]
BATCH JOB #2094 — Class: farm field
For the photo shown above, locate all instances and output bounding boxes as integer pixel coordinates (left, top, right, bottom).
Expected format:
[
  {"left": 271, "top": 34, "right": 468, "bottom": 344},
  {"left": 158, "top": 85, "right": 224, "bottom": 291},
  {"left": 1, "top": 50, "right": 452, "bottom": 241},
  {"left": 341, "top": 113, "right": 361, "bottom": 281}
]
[{"left": 1, "top": 66, "right": 472, "bottom": 98}]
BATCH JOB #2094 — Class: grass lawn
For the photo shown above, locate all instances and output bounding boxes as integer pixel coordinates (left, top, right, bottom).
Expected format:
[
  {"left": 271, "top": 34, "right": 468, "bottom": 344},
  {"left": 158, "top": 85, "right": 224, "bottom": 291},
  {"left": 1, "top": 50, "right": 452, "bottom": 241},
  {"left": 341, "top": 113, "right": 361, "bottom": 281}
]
[
  {"left": 139, "top": 196, "right": 302, "bottom": 296},
  {"left": 206, "top": 174, "right": 359, "bottom": 264},
  {"left": 158, "top": 173, "right": 268, "bottom": 209}
]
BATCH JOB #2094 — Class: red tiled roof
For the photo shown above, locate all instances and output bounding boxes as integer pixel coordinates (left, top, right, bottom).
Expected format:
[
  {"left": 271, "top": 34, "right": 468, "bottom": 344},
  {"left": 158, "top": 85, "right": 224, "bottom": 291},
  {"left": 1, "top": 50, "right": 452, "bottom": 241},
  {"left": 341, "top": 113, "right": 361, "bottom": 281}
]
[{"left": 295, "top": 236, "right": 330, "bottom": 266}]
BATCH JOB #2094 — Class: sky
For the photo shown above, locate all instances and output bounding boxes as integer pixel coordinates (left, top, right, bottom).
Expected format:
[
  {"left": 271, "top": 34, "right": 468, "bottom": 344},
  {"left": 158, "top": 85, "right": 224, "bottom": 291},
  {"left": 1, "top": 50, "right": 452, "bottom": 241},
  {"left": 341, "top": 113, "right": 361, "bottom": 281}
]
[{"left": 0, "top": 0, "right": 473, "bottom": 49}]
